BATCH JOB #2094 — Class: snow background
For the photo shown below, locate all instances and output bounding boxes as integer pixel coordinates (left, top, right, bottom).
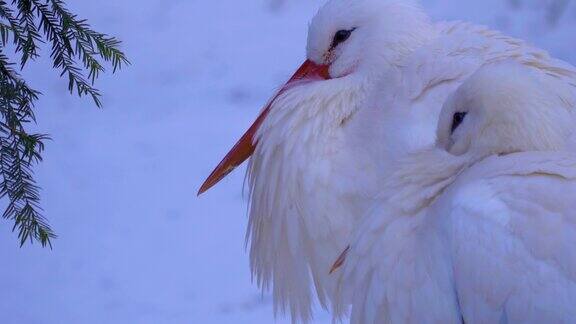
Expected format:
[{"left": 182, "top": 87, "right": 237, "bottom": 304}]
[{"left": 1, "top": 0, "right": 575, "bottom": 323}]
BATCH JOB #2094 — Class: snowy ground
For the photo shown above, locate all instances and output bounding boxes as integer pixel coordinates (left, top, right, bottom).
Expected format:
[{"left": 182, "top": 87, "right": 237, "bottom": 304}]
[{"left": 1, "top": 0, "right": 575, "bottom": 323}]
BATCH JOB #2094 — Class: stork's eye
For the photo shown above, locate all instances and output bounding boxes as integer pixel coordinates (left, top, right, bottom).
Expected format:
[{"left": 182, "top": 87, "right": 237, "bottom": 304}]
[
  {"left": 451, "top": 112, "right": 467, "bottom": 133},
  {"left": 331, "top": 29, "right": 354, "bottom": 48}
]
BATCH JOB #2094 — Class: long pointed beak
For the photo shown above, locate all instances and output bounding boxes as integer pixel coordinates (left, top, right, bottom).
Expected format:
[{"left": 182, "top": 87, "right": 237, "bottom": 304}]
[{"left": 198, "top": 60, "right": 330, "bottom": 195}]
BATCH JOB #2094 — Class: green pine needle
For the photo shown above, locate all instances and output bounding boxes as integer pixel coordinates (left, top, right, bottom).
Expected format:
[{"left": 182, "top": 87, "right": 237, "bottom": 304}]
[{"left": 0, "top": 0, "right": 128, "bottom": 247}]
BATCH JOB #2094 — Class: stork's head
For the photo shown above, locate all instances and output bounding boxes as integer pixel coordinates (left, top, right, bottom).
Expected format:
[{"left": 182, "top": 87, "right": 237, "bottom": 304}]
[
  {"left": 307, "top": 0, "right": 432, "bottom": 78},
  {"left": 198, "top": 0, "right": 433, "bottom": 195},
  {"left": 437, "top": 62, "right": 574, "bottom": 158}
]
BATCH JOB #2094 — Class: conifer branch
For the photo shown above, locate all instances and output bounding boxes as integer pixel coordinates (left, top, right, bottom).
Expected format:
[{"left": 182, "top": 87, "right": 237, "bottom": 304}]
[{"left": 0, "top": 0, "right": 128, "bottom": 247}]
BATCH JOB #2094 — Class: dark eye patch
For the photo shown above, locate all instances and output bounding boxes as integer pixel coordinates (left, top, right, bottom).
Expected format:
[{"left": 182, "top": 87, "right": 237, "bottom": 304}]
[
  {"left": 451, "top": 112, "right": 467, "bottom": 134},
  {"left": 331, "top": 29, "right": 354, "bottom": 48}
]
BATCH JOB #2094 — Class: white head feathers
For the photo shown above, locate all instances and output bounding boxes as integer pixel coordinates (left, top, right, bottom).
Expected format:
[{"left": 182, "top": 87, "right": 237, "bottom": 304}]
[
  {"left": 437, "top": 61, "right": 576, "bottom": 158},
  {"left": 307, "top": 0, "right": 434, "bottom": 78}
]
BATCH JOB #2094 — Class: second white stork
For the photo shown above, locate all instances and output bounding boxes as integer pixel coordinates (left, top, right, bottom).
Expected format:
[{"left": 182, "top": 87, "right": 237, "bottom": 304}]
[{"left": 332, "top": 62, "right": 576, "bottom": 323}]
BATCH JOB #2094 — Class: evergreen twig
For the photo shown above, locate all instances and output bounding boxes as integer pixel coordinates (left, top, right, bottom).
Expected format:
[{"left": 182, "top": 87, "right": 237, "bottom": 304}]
[{"left": 0, "top": 0, "right": 128, "bottom": 247}]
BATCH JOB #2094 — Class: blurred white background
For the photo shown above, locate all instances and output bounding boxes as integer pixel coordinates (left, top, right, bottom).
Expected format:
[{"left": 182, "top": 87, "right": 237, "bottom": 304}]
[{"left": 1, "top": 0, "right": 575, "bottom": 323}]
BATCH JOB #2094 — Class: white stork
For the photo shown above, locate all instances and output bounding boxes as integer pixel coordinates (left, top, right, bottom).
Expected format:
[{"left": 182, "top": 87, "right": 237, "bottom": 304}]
[
  {"left": 198, "top": 0, "right": 576, "bottom": 321},
  {"left": 332, "top": 62, "right": 576, "bottom": 323}
]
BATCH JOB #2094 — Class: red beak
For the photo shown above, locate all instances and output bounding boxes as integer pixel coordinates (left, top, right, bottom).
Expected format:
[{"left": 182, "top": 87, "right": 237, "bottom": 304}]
[
  {"left": 329, "top": 245, "right": 350, "bottom": 274},
  {"left": 198, "top": 60, "right": 330, "bottom": 195}
]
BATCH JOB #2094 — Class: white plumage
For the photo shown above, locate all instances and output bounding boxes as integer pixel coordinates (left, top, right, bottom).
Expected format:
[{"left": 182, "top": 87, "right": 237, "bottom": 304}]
[
  {"left": 199, "top": 0, "right": 576, "bottom": 322},
  {"left": 442, "top": 152, "right": 576, "bottom": 323},
  {"left": 334, "top": 62, "right": 576, "bottom": 323},
  {"left": 246, "top": 1, "right": 436, "bottom": 320}
]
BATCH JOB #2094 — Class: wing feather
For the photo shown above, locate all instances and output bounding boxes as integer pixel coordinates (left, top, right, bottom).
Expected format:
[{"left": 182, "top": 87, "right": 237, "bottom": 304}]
[{"left": 440, "top": 152, "right": 576, "bottom": 323}]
